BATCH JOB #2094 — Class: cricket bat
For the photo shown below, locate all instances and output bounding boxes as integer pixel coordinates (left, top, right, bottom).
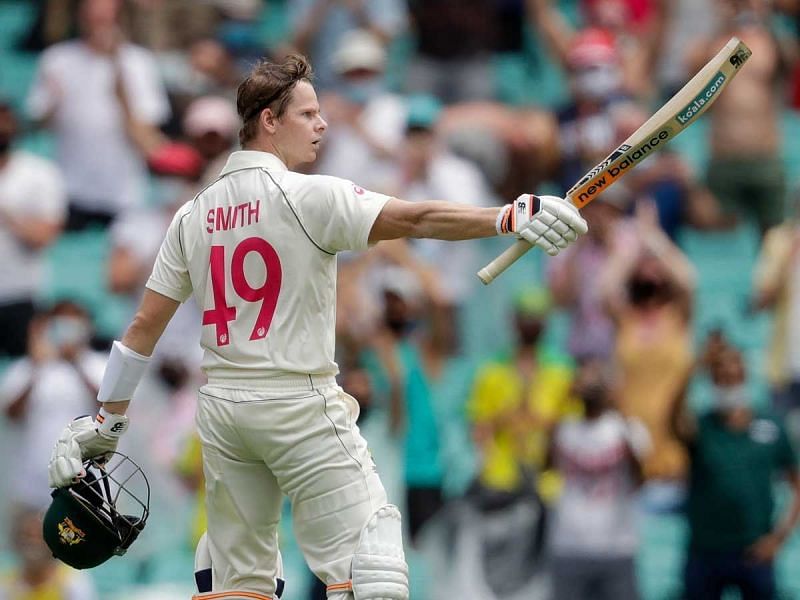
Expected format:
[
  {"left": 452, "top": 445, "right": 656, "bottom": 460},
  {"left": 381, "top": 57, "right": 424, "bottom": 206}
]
[{"left": 477, "top": 37, "right": 752, "bottom": 285}]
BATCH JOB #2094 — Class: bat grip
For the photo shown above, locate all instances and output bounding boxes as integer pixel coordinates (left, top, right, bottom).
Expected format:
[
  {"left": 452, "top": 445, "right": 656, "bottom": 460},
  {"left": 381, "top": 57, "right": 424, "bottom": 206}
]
[{"left": 477, "top": 239, "right": 532, "bottom": 285}]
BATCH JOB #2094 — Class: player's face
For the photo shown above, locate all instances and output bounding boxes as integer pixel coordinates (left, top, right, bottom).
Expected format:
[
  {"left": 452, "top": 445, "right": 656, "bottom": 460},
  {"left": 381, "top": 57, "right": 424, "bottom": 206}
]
[{"left": 273, "top": 80, "right": 327, "bottom": 168}]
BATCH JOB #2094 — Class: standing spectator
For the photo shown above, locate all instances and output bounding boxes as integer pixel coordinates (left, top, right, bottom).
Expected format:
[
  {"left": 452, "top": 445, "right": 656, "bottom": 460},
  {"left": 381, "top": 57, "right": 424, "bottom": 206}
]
[
  {"left": 314, "top": 28, "right": 407, "bottom": 191},
  {"left": 467, "top": 288, "right": 578, "bottom": 496},
  {"left": 26, "top": 0, "right": 170, "bottom": 231},
  {"left": 397, "top": 94, "right": 496, "bottom": 309},
  {"left": 753, "top": 213, "right": 800, "bottom": 417},
  {"left": 0, "top": 300, "right": 104, "bottom": 509},
  {"left": 288, "top": 0, "right": 407, "bottom": 92},
  {"left": 405, "top": 0, "right": 508, "bottom": 103},
  {"left": 601, "top": 201, "right": 695, "bottom": 483},
  {"left": 671, "top": 341, "right": 800, "bottom": 600},
  {"left": 547, "top": 356, "right": 650, "bottom": 600},
  {"left": 362, "top": 260, "right": 445, "bottom": 544},
  {"left": 0, "top": 102, "right": 66, "bottom": 358},
  {"left": 687, "top": 0, "right": 791, "bottom": 234},
  {"left": 0, "top": 506, "right": 97, "bottom": 599},
  {"left": 548, "top": 197, "right": 630, "bottom": 361},
  {"left": 527, "top": 0, "right": 670, "bottom": 101}
]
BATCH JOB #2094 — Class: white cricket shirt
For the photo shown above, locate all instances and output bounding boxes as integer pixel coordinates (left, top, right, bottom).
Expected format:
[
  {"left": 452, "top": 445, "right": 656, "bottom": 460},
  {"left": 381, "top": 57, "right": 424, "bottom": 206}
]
[{"left": 146, "top": 151, "right": 391, "bottom": 381}]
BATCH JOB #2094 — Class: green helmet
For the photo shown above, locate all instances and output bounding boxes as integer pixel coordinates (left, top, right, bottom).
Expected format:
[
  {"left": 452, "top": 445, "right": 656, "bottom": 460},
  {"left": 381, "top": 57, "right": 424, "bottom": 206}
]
[{"left": 43, "top": 453, "right": 150, "bottom": 570}]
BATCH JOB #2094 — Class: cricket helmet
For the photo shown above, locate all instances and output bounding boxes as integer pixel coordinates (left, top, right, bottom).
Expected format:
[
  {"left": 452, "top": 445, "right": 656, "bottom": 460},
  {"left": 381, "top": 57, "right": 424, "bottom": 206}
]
[{"left": 42, "top": 452, "right": 150, "bottom": 569}]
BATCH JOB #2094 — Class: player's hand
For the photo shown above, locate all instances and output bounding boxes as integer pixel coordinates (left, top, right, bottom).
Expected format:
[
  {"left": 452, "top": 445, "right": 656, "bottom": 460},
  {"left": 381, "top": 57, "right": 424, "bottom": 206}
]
[
  {"left": 48, "top": 411, "right": 129, "bottom": 488},
  {"left": 498, "top": 194, "right": 588, "bottom": 256}
]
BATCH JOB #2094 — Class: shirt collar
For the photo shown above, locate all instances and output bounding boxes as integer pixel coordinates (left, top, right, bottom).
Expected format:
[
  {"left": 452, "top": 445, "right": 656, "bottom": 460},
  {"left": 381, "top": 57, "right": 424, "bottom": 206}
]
[{"left": 219, "top": 150, "right": 288, "bottom": 176}]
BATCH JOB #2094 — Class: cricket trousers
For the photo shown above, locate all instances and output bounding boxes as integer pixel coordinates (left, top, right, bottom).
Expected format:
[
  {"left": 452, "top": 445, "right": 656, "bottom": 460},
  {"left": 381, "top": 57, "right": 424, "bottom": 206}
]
[{"left": 193, "top": 374, "right": 389, "bottom": 600}]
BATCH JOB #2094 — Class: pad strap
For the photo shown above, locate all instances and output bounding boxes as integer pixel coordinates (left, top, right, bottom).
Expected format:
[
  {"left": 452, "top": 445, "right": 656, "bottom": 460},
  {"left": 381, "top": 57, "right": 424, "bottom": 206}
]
[{"left": 97, "top": 341, "right": 151, "bottom": 403}]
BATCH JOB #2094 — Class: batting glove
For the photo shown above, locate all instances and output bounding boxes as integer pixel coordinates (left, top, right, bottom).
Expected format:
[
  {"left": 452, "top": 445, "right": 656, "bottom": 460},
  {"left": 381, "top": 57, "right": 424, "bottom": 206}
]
[
  {"left": 497, "top": 194, "right": 588, "bottom": 256},
  {"left": 48, "top": 408, "right": 129, "bottom": 488}
]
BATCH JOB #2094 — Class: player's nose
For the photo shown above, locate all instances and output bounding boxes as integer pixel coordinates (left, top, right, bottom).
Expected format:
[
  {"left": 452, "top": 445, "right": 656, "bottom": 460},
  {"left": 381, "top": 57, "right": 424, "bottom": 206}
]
[{"left": 317, "top": 114, "right": 328, "bottom": 132}]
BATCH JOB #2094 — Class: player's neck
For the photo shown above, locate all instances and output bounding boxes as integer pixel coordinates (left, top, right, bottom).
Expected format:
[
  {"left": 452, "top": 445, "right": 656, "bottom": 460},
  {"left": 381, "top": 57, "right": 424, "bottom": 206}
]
[{"left": 241, "top": 140, "right": 291, "bottom": 168}]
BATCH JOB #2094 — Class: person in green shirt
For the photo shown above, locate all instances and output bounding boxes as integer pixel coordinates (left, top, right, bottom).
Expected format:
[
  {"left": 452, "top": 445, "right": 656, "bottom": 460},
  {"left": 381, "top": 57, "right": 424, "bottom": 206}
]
[{"left": 670, "top": 338, "right": 800, "bottom": 600}]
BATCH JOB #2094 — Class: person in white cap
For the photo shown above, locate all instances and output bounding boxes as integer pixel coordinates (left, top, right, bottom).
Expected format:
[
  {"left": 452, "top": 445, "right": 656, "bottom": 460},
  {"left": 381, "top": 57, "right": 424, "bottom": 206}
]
[{"left": 46, "top": 53, "right": 588, "bottom": 600}]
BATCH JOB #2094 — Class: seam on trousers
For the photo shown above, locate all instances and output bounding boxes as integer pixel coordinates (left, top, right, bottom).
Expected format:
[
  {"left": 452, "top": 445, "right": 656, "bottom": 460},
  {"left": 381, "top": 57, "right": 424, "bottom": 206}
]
[{"left": 317, "top": 388, "right": 373, "bottom": 509}]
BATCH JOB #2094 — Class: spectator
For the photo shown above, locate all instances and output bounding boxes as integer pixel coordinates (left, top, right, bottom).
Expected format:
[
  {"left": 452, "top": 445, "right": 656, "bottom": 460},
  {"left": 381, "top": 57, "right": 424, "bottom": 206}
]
[
  {"left": 0, "top": 102, "right": 66, "bottom": 359},
  {"left": 26, "top": 0, "right": 170, "bottom": 231},
  {"left": 527, "top": 0, "right": 670, "bottom": 101},
  {"left": 405, "top": 0, "right": 519, "bottom": 102},
  {"left": 671, "top": 340, "right": 800, "bottom": 600},
  {"left": 601, "top": 201, "right": 695, "bottom": 483},
  {"left": 182, "top": 95, "right": 240, "bottom": 184},
  {"left": 687, "top": 0, "right": 792, "bottom": 234},
  {"left": 467, "top": 287, "right": 578, "bottom": 497},
  {"left": 548, "top": 196, "right": 631, "bottom": 361},
  {"left": 0, "top": 506, "right": 97, "bottom": 599},
  {"left": 0, "top": 300, "right": 104, "bottom": 509},
  {"left": 362, "top": 258, "right": 445, "bottom": 544},
  {"left": 396, "top": 94, "right": 496, "bottom": 308},
  {"left": 547, "top": 356, "right": 650, "bottom": 600},
  {"left": 288, "top": 0, "right": 407, "bottom": 92},
  {"left": 752, "top": 208, "right": 800, "bottom": 419},
  {"left": 314, "top": 28, "right": 406, "bottom": 190}
]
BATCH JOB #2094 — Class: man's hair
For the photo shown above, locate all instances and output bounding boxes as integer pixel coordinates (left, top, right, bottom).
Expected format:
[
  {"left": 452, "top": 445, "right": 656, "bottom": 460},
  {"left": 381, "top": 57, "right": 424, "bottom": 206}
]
[{"left": 236, "top": 54, "right": 314, "bottom": 147}]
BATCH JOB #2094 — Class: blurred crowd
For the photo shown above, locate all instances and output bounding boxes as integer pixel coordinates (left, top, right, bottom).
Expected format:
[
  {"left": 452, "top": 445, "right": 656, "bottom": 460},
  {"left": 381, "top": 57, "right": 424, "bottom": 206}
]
[{"left": 3, "top": 0, "right": 800, "bottom": 598}]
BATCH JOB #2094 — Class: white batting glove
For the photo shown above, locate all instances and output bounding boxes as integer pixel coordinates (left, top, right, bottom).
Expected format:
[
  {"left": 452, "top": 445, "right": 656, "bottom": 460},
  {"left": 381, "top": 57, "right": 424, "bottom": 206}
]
[
  {"left": 48, "top": 409, "right": 129, "bottom": 488},
  {"left": 497, "top": 194, "right": 588, "bottom": 256}
]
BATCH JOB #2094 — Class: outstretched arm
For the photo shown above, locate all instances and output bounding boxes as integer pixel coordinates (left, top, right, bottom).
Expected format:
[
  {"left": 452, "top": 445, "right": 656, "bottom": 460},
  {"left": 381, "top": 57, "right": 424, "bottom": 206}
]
[{"left": 369, "top": 195, "right": 588, "bottom": 256}]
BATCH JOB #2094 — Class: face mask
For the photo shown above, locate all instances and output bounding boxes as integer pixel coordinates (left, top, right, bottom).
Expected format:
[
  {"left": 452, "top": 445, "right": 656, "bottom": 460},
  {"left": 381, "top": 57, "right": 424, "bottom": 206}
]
[
  {"left": 713, "top": 384, "right": 749, "bottom": 411},
  {"left": 573, "top": 65, "right": 621, "bottom": 101},
  {"left": 580, "top": 383, "right": 607, "bottom": 412},
  {"left": 342, "top": 79, "right": 384, "bottom": 105},
  {"left": 47, "top": 316, "right": 89, "bottom": 348}
]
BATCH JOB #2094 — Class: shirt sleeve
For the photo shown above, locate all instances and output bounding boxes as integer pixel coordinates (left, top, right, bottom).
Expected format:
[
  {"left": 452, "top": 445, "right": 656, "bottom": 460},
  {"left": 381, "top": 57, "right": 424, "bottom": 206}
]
[
  {"left": 0, "top": 359, "right": 34, "bottom": 410},
  {"left": 26, "top": 48, "right": 60, "bottom": 120},
  {"left": 146, "top": 206, "right": 193, "bottom": 302},
  {"left": 25, "top": 157, "right": 67, "bottom": 220},
  {"left": 292, "top": 175, "right": 391, "bottom": 253}
]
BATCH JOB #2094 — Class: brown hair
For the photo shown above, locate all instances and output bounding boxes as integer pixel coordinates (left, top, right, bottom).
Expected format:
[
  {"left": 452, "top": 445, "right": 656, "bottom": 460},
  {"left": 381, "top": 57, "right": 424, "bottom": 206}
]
[{"left": 236, "top": 54, "right": 314, "bottom": 147}]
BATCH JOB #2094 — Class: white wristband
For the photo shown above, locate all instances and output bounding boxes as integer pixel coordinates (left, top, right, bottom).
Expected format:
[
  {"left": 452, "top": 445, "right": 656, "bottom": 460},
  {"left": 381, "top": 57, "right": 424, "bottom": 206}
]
[
  {"left": 97, "top": 341, "right": 151, "bottom": 403},
  {"left": 96, "top": 407, "right": 129, "bottom": 439}
]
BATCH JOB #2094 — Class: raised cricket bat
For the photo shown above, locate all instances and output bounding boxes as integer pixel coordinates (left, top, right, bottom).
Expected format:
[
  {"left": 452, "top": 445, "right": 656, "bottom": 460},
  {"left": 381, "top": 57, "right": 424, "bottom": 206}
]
[{"left": 477, "top": 37, "right": 752, "bottom": 285}]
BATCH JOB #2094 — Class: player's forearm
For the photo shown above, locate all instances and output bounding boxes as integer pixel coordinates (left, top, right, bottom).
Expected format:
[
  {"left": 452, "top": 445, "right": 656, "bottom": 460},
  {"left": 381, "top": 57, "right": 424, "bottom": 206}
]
[{"left": 404, "top": 201, "right": 500, "bottom": 241}]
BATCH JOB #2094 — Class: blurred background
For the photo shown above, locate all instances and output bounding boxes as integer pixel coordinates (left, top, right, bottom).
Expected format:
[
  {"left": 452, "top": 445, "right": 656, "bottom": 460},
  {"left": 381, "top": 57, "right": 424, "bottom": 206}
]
[{"left": 2, "top": 0, "right": 800, "bottom": 598}]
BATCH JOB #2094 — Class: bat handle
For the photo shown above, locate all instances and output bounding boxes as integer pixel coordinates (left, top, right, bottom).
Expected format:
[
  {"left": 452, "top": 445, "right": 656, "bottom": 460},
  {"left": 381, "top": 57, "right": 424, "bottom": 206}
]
[{"left": 477, "top": 239, "right": 532, "bottom": 285}]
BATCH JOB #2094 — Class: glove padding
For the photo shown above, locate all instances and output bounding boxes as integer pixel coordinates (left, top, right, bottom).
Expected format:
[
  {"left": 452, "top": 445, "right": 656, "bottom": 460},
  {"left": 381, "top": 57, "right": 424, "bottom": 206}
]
[
  {"left": 498, "top": 194, "right": 588, "bottom": 256},
  {"left": 48, "top": 412, "right": 128, "bottom": 488}
]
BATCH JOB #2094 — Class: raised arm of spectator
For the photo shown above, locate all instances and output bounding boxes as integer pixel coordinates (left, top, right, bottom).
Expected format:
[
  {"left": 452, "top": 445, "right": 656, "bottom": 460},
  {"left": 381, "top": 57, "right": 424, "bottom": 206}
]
[
  {"left": 668, "top": 367, "right": 696, "bottom": 446},
  {"left": 526, "top": 0, "right": 575, "bottom": 70},
  {"left": 113, "top": 59, "right": 168, "bottom": 159},
  {"left": 752, "top": 225, "right": 797, "bottom": 310}
]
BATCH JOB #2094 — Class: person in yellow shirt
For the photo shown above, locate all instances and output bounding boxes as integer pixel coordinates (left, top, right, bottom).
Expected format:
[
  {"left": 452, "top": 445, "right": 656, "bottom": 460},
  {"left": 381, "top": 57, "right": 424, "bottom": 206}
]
[
  {"left": 0, "top": 506, "right": 97, "bottom": 600},
  {"left": 467, "top": 288, "right": 580, "bottom": 498}
]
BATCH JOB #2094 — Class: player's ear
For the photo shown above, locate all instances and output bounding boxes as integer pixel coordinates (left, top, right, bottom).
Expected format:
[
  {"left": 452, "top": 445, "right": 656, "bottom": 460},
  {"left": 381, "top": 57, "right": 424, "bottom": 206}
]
[{"left": 260, "top": 108, "right": 278, "bottom": 134}]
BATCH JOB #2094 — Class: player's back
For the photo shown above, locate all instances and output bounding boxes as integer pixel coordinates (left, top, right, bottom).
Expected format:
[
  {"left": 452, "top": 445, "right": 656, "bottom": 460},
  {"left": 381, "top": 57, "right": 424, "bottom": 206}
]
[{"left": 149, "top": 151, "right": 390, "bottom": 382}]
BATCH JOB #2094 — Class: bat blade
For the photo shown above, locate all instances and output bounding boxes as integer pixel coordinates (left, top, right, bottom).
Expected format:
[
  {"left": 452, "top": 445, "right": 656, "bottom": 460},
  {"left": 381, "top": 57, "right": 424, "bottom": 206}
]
[{"left": 477, "top": 37, "right": 752, "bottom": 285}]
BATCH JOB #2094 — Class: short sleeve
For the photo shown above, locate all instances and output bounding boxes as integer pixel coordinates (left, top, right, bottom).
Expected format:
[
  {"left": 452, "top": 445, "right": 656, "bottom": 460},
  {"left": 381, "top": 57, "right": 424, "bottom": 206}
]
[
  {"left": 293, "top": 175, "right": 391, "bottom": 253},
  {"left": 27, "top": 157, "right": 66, "bottom": 220},
  {"left": 26, "top": 48, "right": 60, "bottom": 120},
  {"left": 0, "top": 359, "right": 35, "bottom": 410},
  {"left": 146, "top": 206, "right": 193, "bottom": 302}
]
